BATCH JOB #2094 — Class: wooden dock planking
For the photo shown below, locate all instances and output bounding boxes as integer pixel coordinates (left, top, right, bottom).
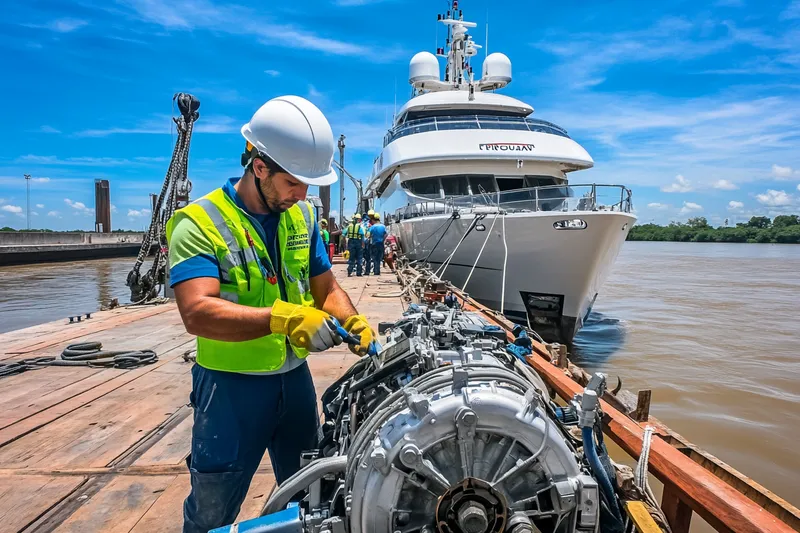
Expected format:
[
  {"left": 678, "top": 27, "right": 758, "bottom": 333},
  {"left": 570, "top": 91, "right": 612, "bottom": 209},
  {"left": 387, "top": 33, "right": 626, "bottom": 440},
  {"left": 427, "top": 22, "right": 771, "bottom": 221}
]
[
  {"left": 1, "top": 305, "right": 177, "bottom": 359},
  {"left": 0, "top": 266, "right": 404, "bottom": 532},
  {"left": 0, "top": 330, "right": 193, "bottom": 432},
  {"left": 0, "top": 475, "right": 86, "bottom": 532}
]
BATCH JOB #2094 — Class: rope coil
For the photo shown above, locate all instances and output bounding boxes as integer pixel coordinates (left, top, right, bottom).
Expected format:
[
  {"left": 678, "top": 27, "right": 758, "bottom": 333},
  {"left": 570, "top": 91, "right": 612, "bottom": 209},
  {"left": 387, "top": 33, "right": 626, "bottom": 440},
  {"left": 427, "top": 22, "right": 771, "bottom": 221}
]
[{"left": 0, "top": 342, "right": 158, "bottom": 378}]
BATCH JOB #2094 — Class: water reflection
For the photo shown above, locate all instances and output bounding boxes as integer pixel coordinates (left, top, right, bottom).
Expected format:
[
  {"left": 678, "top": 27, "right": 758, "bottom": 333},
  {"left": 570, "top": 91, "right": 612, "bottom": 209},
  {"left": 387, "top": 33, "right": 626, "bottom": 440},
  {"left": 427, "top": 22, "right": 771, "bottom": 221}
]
[
  {"left": 0, "top": 257, "right": 135, "bottom": 334},
  {"left": 571, "top": 311, "right": 627, "bottom": 371}
]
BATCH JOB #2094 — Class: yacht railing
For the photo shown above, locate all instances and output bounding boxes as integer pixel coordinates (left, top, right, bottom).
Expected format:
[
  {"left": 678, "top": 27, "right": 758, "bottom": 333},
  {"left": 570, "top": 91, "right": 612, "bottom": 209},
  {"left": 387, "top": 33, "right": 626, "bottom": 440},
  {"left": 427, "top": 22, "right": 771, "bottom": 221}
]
[
  {"left": 392, "top": 184, "right": 633, "bottom": 221},
  {"left": 383, "top": 115, "right": 570, "bottom": 147}
]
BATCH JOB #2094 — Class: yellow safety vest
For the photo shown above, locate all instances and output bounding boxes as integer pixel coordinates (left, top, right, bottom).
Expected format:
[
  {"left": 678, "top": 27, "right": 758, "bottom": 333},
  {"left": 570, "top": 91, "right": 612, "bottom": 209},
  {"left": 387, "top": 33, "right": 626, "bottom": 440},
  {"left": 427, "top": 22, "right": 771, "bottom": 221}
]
[
  {"left": 346, "top": 223, "right": 363, "bottom": 240},
  {"left": 166, "top": 188, "right": 316, "bottom": 373}
]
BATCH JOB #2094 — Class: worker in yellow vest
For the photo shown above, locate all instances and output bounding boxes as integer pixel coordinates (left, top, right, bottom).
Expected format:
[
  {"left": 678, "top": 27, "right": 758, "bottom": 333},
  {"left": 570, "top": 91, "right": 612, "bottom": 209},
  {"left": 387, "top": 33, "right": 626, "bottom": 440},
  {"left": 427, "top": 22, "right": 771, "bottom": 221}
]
[
  {"left": 166, "top": 96, "right": 376, "bottom": 533},
  {"left": 345, "top": 213, "right": 365, "bottom": 277}
]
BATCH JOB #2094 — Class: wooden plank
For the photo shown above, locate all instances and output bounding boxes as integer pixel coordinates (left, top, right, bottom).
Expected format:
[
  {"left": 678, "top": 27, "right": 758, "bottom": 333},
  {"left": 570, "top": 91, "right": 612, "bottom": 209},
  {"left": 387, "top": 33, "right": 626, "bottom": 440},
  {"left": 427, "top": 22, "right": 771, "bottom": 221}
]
[
  {"left": 238, "top": 473, "right": 277, "bottom": 522},
  {"left": 624, "top": 500, "right": 664, "bottom": 533},
  {"left": 0, "top": 368, "right": 190, "bottom": 469},
  {"left": 53, "top": 475, "right": 176, "bottom": 533},
  {"left": 0, "top": 475, "right": 85, "bottom": 532},
  {"left": 0, "top": 465, "right": 273, "bottom": 477},
  {"left": 0, "top": 337, "right": 194, "bottom": 447},
  {"left": 133, "top": 416, "right": 192, "bottom": 467},
  {"left": 0, "top": 305, "right": 176, "bottom": 358},
  {"left": 128, "top": 472, "right": 276, "bottom": 532},
  {"left": 128, "top": 474, "right": 190, "bottom": 533},
  {"left": 662, "top": 482, "right": 693, "bottom": 533},
  {"left": 0, "top": 318, "right": 187, "bottom": 429}
]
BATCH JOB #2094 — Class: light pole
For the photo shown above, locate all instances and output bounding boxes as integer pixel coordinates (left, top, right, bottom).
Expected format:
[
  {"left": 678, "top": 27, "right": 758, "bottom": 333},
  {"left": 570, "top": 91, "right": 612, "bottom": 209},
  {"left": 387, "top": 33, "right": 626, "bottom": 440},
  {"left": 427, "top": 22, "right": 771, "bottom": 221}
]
[
  {"left": 338, "top": 135, "right": 345, "bottom": 227},
  {"left": 24, "top": 174, "right": 31, "bottom": 230}
]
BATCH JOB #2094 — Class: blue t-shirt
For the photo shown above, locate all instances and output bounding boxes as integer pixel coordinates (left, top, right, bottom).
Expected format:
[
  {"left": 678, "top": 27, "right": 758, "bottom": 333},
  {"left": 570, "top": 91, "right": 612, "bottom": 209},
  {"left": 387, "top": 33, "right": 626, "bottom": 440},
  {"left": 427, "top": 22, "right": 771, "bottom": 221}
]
[
  {"left": 368, "top": 223, "right": 387, "bottom": 244},
  {"left": 170, "top": 177, "right": 332, "bottom": 297}
]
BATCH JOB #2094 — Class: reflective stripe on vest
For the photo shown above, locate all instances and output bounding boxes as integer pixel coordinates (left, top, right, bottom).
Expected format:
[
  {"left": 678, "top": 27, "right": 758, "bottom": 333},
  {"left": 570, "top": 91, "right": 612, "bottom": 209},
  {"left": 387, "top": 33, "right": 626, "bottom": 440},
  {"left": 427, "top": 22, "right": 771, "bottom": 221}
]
[
  {"left": 166, "top": 188, "right": 315, "bottom": 373},
  {"left": 347, "top": 224, "right": 362, "bottom": 240}
]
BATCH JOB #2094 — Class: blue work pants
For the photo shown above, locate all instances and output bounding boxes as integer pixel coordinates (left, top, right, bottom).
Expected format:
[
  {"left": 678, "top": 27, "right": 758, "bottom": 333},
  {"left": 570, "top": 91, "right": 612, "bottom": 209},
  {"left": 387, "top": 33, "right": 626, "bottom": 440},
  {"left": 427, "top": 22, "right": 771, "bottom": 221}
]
[
  {"left": 371, "top": 242, "right": 385, "bottom": 275},
  {"left": 347, "top": 239, "right": 363, "bottom": 276},
  {"left": 183, "top": 363, "right": 318, "bottom": 533},
  {"left": 363, "top": 241, "right": 372, "bottom": 275}
]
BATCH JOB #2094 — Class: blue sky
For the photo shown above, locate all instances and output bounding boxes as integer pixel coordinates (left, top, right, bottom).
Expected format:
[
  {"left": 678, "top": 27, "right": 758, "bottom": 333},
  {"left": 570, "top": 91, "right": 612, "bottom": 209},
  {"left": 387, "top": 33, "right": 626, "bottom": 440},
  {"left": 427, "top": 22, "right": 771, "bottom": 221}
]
[{"left": 1, "top": 0, "right": 799, "bottom": 230}]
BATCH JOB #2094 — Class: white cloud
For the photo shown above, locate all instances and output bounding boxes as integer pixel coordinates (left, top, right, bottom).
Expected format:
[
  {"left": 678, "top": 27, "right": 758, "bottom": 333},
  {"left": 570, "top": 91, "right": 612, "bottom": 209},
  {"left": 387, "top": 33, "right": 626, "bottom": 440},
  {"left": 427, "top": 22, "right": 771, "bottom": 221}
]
[
  {"left": 797, "top": 184, "right": 800, "bottom": 192},
  {"left": 111, "top": 204, "right": 118, "bottom": 213},
  {"left": 661, "top": 175, "right": 693, "bottom": 193},
  {"left": 31, "top": 211, "right": 39, "bottom": 216},
  {"left": 307, "top": 85, "right": 323, "bottom": 100},
  {"left": 647, "top": 202, "right": 668, "bottom": 209},
  {"left": 64, "top": 198, "right": 94, "bottom": 216},
  {"left": 1, "top": 205, "right": 23, "bottom": 214},
  {"left": 728, "top": 201, "right": 744, "bottom": 210},
  {"left": 772, "top": 164, "right": 799, "bottom": 179},
  {"left": 73, "top": 115, "right": 239, "bottom": 137},
  {"left": 680, "top": 201, "right": 703, "bottom": 214},
  {"left": 116, "top": 0, "right": 385, "bottom": 59},
  {"left": 755, "top": 189, "right": 793, "bottom": 206},
  {"left": 0, "top": 198, "right": 5, "bottom": 204},
  {"left": 48, "top": 18, "right": 88, "bottom": 32},
  {"left": 38, "top": 125, "right": 61, "bottom": 134},
  {"left": 17, "top": 154, "right": 169, "bottom": 165},
  {"left": 32, "top": 177, "right": 50, "bottom": 183},
  {"left": 65, "top": 199, "right": 87, "bottom": 210},
  {"left": 264, "top": 69, "right": 280, "bottom": 77},
  {"left": 127, "top": 208, "right": 152, "bottom": 218},
  {"left": 36, "top": 204, "right": 44, "bottom": 209},
  {"left": 713, "top": 179, "right": 738, "bottom": 190},
  {"left": 47, "top": 211, "right": 60, "bottom": 217}
]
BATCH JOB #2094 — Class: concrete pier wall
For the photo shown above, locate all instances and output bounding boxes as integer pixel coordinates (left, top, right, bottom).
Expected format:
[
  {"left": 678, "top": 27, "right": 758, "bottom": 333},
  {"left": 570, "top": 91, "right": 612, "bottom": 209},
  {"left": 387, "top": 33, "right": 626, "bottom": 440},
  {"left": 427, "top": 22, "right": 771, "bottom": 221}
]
[{"left": 0, "top": 232, "right": 145, "bottom": 246}]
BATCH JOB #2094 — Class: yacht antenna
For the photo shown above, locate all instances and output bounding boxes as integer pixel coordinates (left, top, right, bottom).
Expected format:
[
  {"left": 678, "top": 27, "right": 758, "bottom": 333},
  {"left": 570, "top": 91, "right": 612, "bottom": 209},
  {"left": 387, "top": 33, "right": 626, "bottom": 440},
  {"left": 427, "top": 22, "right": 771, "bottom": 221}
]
[{"left": 485, "top": 9, "right": 489, "bottom": 56}]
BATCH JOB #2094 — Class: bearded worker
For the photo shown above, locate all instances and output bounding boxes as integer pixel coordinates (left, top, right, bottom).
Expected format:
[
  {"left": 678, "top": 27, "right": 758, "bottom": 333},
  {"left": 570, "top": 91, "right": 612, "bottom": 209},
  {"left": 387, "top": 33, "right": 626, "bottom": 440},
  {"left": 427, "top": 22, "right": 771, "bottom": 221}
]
[{"left": 166, "top": 95, "right": 376, "bottom": 533}]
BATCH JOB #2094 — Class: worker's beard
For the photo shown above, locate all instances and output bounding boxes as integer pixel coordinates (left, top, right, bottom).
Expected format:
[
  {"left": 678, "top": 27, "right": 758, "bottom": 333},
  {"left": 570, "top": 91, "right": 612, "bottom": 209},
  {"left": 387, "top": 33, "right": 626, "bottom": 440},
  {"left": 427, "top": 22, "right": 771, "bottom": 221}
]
[{"left": 257, "top": 175, "right": 295, "bottom": 214}]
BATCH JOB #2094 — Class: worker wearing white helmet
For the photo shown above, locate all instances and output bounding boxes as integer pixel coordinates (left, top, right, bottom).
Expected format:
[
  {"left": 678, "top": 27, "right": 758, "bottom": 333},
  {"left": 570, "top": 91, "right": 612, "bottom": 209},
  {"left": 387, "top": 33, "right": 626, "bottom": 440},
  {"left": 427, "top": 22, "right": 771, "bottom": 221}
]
[{"left": 166, "top": 95, "right": 376, "bottom": 533}]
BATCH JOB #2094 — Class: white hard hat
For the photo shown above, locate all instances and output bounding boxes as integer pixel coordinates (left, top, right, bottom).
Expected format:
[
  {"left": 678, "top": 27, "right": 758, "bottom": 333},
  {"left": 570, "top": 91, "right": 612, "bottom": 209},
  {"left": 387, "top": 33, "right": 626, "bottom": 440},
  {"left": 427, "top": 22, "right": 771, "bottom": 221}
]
[{"left": 241, "top": 95, "right": 338, "bottom": 186}]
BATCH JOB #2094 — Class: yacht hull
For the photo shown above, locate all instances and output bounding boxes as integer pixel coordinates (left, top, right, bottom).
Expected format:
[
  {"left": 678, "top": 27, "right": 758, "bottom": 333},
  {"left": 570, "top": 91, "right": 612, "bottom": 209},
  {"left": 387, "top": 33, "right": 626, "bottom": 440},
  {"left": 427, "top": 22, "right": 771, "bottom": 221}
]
[{"left": 394, "top": 210, "right": 634, "bottom": 344}]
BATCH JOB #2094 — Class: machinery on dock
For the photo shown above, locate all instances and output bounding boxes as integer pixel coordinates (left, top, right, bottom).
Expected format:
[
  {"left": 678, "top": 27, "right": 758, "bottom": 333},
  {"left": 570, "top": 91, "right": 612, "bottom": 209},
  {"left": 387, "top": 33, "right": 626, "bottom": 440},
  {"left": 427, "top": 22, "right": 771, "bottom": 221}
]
[
  {"left": 126, "top": 93, "right": 199, "bottom": 304},
  {"left": 217, "top": 301, "right": 636, "bottom": 533}
]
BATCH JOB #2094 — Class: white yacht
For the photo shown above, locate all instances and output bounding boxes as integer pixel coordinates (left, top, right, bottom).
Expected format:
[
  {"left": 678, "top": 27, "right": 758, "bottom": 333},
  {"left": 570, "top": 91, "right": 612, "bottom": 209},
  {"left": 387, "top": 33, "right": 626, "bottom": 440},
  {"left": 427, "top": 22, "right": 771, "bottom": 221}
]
[{"left": 365, "top": 3, "right": 635, "bottom": 344}]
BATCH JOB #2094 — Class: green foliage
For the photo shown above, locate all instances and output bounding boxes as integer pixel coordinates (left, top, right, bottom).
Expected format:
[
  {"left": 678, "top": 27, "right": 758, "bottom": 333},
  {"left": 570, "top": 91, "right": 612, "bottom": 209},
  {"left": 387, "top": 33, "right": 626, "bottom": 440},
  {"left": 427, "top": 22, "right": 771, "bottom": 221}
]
[
  {"left": 773, "top": 215, "right": 800, "bottom": 228},
  {"left": 746, "top": 216, "right": 771, "bottom": 229},
  {"left": 628, "top": 215, "right": 800, "bottom": 244}
]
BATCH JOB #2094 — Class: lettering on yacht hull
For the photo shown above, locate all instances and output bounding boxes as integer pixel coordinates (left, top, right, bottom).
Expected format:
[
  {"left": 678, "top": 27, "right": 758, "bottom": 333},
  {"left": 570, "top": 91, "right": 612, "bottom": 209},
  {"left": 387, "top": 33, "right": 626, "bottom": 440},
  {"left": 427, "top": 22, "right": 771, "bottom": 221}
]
[{"left": 479, "top": 143, "right": 535, "bottom": 151}]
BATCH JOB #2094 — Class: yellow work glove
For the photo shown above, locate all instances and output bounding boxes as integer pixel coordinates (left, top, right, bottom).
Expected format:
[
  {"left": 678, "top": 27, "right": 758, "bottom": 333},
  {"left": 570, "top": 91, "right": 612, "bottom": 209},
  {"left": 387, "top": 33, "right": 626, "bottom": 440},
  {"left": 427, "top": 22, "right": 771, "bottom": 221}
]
[
  {"left": 270, "top": 300, "right": 342, "bottom": 352},
  {"left": 342, "top": 315, "right": 376, "bottom": 357}
]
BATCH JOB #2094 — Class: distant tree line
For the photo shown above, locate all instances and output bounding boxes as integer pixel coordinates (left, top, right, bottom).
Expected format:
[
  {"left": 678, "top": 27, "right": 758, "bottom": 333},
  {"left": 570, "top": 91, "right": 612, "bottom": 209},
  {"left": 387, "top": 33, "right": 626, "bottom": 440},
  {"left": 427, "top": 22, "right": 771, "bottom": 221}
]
[
  {"left": 628, "top": 215, "right": 800, "bottom": 244},
  {"left": 0, "top": 227, "right": 142, "bottom": 233}
]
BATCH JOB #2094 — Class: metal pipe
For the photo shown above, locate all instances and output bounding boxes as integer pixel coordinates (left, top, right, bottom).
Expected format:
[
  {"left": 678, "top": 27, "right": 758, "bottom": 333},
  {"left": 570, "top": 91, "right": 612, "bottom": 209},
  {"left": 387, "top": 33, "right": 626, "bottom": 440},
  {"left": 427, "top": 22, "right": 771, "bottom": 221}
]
[{"left": 261, "top": 455, "right": 348, "bottom": 516}]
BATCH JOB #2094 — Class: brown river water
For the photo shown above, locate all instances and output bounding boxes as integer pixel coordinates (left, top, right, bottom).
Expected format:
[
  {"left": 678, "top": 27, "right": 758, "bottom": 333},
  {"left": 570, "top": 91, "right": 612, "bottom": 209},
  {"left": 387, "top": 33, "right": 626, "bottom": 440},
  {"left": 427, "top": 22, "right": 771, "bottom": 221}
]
[{"left": 1, "top": 242, "right": 798, "bottom": 523}]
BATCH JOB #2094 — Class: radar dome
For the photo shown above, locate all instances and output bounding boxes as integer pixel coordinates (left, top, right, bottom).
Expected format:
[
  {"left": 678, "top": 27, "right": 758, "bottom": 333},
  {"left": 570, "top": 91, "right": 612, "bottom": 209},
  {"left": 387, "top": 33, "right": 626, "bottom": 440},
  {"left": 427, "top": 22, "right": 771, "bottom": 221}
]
[
  {"left": 481, "top": 52, "right": 512, "bottom": 85},
  {"left": 409, "top": 52, "right": 440, "bottom": 85}
]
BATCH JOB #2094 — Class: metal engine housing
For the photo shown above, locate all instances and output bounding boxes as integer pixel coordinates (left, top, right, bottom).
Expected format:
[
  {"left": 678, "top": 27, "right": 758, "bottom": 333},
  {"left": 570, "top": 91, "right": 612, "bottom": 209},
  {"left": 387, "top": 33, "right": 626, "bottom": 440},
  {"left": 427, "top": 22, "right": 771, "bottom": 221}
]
[{"left": 262, "top": 303, "right": 603, "bottom": 533}]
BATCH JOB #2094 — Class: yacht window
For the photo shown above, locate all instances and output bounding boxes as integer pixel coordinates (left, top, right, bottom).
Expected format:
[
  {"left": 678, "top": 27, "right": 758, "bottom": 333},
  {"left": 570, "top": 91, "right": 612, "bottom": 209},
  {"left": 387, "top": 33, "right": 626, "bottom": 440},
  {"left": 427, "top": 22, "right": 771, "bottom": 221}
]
[
  {"left": 436, "top": 116, "right": 480, "bottom": 130},
  {"left": 468, "top": 175, "right": 496, "bottom": 194},
  {"left": 525, "top": 176, "right": 557, "bottom": 187},
  {"left": 441, "top": 176, "right": 469, "bottom": 196},
  {"left": 407, "top": 177, "right": 441, "bottom": 198},
  {"left": 496, "top": 177, "right": 525, "bottom": 192}
]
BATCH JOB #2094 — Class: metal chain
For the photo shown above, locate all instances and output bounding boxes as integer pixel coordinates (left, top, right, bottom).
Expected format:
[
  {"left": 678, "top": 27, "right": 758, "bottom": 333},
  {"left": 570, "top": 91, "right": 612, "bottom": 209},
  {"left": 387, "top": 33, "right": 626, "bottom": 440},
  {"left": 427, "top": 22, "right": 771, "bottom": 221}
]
[{"left": 127, "top": 93, "right": 199, "bottom": 303}]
